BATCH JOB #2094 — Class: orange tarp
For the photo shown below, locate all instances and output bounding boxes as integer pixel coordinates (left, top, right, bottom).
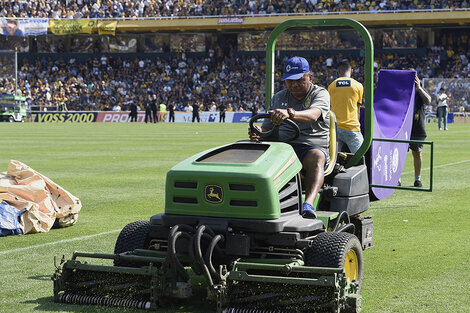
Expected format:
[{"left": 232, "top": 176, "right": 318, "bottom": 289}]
[{"left": 0, "top": 160, "right": 81, "bottom": 234}]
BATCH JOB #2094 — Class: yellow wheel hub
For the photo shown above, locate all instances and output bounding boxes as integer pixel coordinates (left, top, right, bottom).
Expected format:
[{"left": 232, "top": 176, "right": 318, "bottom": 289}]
[{"left": 344, "top": 249, "right": 358, "bottom": 282}]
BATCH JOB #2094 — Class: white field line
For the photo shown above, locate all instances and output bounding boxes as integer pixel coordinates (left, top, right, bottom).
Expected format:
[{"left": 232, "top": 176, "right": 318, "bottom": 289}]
[
  {"left": 0, "top": 229, "right": 120, "bottom": 256},
  {"left": 401, "top": 159, "right": 470, "bottom": 175}
]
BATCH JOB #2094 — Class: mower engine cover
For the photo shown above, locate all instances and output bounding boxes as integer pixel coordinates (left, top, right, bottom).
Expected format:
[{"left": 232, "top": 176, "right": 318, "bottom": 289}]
[{"left": 164, "top": 141, "right": 302, "bottom": 220}]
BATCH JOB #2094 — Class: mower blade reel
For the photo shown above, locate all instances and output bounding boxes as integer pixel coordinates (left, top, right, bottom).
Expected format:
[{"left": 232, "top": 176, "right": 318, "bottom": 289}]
[
  {"left": 53, "top": 255, "right": 162, "bottom": 310},
  {"left": 222, "top": 261, "right": 360, "bottom": 313}
]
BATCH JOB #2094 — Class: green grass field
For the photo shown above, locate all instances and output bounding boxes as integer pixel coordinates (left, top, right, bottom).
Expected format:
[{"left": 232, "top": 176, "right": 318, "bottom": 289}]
[{"left": 0, "top": 122, "right": 469, "bottom": 313}]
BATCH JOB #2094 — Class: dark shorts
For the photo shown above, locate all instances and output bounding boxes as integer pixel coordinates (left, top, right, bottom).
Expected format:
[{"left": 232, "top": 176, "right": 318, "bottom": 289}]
[
  {"left": 409, "top": 143, "right": 423, "bottom": 152},
  {"left": 291, "top": 143, "right": 330, "bottom": 170},
  {"left": 409, "top": 137, "right": 426, "bottom": 153}
]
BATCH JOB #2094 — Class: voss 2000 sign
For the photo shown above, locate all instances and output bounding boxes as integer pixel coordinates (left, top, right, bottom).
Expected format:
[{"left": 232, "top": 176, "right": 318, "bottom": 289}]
[{"left": 33, "top": 112, "right": 97, "bottom": 123}]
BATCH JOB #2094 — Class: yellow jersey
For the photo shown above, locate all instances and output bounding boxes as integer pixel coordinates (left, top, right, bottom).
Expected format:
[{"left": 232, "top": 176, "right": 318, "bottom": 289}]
[{"left": 328, "top": 77, "right": 363, "bottom": 132}]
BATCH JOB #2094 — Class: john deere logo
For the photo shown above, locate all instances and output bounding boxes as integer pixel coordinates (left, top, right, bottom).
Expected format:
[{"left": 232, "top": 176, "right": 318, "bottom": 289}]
[{"left": 205, "top": 185, "right": 223, "bottom": 203}]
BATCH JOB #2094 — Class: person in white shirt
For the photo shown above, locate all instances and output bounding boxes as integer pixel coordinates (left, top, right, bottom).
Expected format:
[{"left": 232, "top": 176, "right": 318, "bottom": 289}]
[{"left": 437, "top": 87, "right": 449, "bottom": 131}]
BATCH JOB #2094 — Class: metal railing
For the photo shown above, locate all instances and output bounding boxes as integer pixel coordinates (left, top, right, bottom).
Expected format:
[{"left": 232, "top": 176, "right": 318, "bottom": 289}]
[{"left": 369, "top": 138, "right": 434, "bottom": 192}]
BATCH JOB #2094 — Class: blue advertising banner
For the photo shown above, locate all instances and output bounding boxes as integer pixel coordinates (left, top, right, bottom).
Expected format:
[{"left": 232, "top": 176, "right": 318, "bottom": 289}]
[
  {"left": 232, "top": 113, "right": 253, "bottom": 123},
  {"left": 425, "top": 112, "right": 453, "bottom": 124},
  {"left": 1, "top": 19, "right": 48, "bottom": 36}
]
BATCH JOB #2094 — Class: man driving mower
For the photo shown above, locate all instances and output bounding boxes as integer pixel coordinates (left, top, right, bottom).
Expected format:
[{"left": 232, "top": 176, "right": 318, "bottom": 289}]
[{"left": 249, "top": 56, "right": 331, "bottom": 218}]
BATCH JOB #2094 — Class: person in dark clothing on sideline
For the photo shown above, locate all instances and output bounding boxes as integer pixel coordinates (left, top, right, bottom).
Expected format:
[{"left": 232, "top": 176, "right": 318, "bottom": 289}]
[
  {"left": 408, "top": 70, "right": 431, "bottom": 187},
  {"left": 168, "top": 101, "right": 175, "bottom": 122},
  {"left": 251, "top": 104, "right": 259, "bottom": 118},
  {"left": 192, "top": 102, "right": 200, "bottom": 123},
  {"left": 129, "top": 102, "right": 138, "bottom": 122},
  {"left": 218, "top": 103, "right": 226, "bottom": 123},
  {"left": 144, "top": 95, "right": 153, "bottom": 123},
  {"left": 151, "top": 94, "right": 159, "bottom": 123}
]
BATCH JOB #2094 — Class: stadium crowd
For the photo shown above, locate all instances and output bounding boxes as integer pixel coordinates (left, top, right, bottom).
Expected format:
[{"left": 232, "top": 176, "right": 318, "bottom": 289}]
[
  {"left": 5, "top": 43, "right": 468, "bottom": 113},
  {"left": 0, "top": 0, "right": 468, "bottom": 18}
]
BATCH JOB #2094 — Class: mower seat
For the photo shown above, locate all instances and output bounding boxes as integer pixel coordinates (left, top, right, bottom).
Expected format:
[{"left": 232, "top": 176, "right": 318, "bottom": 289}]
[{"left": 324, "top": 110, "right": 338, "bottom": 176}]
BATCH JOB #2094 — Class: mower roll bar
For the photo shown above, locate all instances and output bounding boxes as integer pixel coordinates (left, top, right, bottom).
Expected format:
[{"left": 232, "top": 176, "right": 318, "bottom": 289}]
[{"left": 265, "top": 18, "right": 374, "bottom": 168}]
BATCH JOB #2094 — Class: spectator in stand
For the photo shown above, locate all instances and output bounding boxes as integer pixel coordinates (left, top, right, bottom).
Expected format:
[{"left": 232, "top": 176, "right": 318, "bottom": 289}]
[
  {"left": 0, "top": 1, "right": 467, "bottom": 18},
  {"left": 10, "top": 41, "right": 468, "bottom": 114}
]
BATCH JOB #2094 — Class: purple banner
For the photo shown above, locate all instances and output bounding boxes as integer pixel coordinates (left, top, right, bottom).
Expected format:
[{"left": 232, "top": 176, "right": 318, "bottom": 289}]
[{"left": 370, "top": 70, "right": 415, "bottom": 200}]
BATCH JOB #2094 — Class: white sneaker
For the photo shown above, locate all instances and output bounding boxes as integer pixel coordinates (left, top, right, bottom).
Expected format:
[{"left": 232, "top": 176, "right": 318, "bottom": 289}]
[
  {"left": 439, "top": 128, "right": 442, "bottom": 131},
  {"left": 445, "top": 127, "right": 448, "bottom": 131}
]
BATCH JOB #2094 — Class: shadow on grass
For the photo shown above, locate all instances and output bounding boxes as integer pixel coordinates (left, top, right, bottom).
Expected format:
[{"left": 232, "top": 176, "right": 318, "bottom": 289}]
[
  {"left": 26, "top": 296, "right": 214, "bottom": 313},
  {"left": 28, "top": 274, "right": 53, "bottom": 281}
]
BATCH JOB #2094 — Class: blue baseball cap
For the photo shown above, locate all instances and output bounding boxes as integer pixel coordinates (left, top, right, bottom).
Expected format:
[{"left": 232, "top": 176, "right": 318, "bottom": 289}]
[{"left": 281, "top": 56, "right": 310, "bottom": 81}]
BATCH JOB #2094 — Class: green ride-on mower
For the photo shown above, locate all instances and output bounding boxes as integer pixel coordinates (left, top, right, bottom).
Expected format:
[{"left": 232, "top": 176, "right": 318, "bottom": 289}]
[{"left": 53, "top": 19, "right": 376, "bottom": 313}]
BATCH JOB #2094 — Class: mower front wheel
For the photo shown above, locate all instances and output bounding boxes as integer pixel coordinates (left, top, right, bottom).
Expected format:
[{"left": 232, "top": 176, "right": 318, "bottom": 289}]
[
  {"left": 114, "top": 220, "right": 150, "bottom": 267},
  {"left": 305, "top": 232, "right": 364, "bottom": 292}
]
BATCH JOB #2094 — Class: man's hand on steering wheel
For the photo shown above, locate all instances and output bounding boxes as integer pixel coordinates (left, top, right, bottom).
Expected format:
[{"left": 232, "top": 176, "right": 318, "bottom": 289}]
[
  {"left": 269, "top": 109, "right": 290, "bottom": 125},
  {"left": 248, "top": 125, "right": 262, "bottom": 141},
  {"left": 248, "top": 111, "right": 300, "bottom": 142}
]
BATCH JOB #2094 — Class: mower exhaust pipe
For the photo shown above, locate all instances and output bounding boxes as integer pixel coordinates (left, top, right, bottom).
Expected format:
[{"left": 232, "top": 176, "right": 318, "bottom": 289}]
[{"left": 58, "top": 293, "right": 153, "bottom": 310}]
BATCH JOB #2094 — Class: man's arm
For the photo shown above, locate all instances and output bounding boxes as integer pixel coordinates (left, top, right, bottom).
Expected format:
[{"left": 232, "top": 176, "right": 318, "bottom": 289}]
[
  {"left": 415, "top": 76, "right": 431, "bottom": 105},
  {"left": 417, "top": 87, "right": 431, "bottom": 106},
  {"left": 286, "top": 107, "right": 322, "bottom": 124}
]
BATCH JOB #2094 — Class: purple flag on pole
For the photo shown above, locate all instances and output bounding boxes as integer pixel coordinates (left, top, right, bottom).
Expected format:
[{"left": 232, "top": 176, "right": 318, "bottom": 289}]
[{"left": 370, "top": 70, "right": 416, "bottom": 200}]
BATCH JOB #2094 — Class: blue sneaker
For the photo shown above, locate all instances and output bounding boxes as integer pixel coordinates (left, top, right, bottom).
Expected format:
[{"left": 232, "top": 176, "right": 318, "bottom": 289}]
[{"left": 302, "top": 202, "right": 317, "bottom": 219}]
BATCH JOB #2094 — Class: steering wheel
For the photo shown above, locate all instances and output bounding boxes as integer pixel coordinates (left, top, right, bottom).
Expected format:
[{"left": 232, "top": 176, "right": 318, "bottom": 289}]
[{"left": 249, "top": 113, "right": 300, "bottom": 142}]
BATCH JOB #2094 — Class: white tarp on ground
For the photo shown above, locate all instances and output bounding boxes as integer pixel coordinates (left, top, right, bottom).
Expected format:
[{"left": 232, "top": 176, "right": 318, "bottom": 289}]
[{"left": 0, "top": 160, "right": 81, "bottom": 234}]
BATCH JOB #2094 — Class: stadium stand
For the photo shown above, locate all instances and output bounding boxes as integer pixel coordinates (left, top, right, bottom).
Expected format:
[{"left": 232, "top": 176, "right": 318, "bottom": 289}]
[
  {"left": 0, "top": 3, "right": 469, "bottom": 114},
  {"left": 10, "top": 44, "right": 469, "bottom": 113},
  {"left": 0, "top": 1, "right": 468, "bottom": 18}
]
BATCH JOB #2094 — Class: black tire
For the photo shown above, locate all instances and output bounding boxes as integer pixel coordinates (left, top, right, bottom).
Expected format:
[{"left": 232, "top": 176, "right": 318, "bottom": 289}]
[
  {"left": 305, "top": 232, "right": 364, "bottom": 293},
  {"left": 113, "top": 220, "right": 150, "bottom": 267}
]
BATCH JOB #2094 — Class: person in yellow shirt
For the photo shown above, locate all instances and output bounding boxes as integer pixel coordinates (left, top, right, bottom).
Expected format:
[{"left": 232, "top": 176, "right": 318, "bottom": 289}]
[{"left": 328, "top": 59, "right": 364, "bottom": 153}]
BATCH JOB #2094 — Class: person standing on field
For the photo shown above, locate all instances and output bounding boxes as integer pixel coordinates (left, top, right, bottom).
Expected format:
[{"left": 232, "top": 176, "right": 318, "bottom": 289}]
[
  {"left": 218, "top": 103, "right": 226, "bottom": 123},
  {"left": 192, "top": 101, "right": 200, "bottom": 123},
  {"left": 328, "top": 59, "right": 364, "bottom": 154},
  {"left": 144, "top": 95, "right": 153, "bottom": 123},
  {"left": 168, "top": 101, "right": 175, "bottom": 122},
  {"left": 408, "top": 71, "right": 432, "bottom": 188},
  {"left": 437, "top": 87, "right": 449, "bottom": 131},
  {"left": 129, "top": 102, "right": 138, "bottom": 122},
  {"left": 151, "top": 94, "right": 159, "bottom": 123}
]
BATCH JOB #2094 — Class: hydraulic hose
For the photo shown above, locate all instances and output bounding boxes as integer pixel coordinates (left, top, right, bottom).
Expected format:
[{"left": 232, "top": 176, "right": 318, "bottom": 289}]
[
  {"left": 195, "top": 225, "right": 214, "bottom": 287},
  {"left": 332, "top": 211, "right": 350, "bottom": 232},
  {"left": 205, "top": 234, "right": 224, "bottom": 282},
  {"left": 337, "top": 223, "right": 355, "bottom": 234},
  {"left": 168, "top": 230, "right": 191, "bottom": 282}
]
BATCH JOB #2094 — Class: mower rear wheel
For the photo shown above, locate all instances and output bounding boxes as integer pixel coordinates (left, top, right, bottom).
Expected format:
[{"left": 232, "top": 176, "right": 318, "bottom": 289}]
[
  {"left": 114, "top": 220, "right": 150, "bottom": 267},
  {"left": 305, "top": 232, "right": 364, "bottom": 292}
]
